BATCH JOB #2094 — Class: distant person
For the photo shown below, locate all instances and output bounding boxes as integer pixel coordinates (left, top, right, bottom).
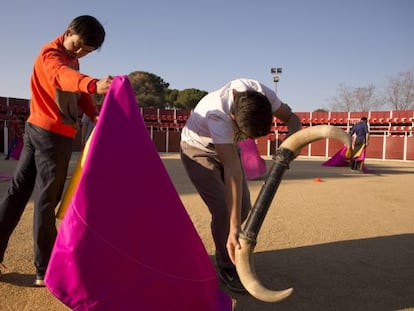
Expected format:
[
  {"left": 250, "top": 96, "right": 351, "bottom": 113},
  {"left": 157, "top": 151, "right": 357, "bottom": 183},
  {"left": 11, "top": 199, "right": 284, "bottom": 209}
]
[
  {"left": 4, "top": 116, "right": 26, "bottom": 160},
  {"left": 0, "top": 15, "right": 113, "bottom": 286},
  {"left": 180, "top": 78, "right": 301, "bottom": 292},
  {"left": 350, "top": 117, "right": 370, "bottom": 171},
  {"left": 81, "top": 113, "right": 96, "bottom": 148}
]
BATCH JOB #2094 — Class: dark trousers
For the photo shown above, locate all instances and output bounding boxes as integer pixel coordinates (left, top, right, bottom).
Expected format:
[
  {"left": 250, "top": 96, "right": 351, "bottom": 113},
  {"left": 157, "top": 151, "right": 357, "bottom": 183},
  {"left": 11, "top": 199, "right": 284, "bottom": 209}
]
[
  {"left": 351, "top": 140, "right": 365, "bottom": 170},
  {"left": 180, "top": 141, "right": 251, "bottom": 269},
  {"left": 0, "top": 123, "right": 73, "bottom": 275}
]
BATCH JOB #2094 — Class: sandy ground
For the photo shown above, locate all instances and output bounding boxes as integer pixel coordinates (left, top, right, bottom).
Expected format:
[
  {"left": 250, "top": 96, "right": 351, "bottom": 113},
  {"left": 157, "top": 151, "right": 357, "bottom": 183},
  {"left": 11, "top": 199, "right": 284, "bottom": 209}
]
[{"left": 0, "top": 153, "right": 413, "bottom": 311}]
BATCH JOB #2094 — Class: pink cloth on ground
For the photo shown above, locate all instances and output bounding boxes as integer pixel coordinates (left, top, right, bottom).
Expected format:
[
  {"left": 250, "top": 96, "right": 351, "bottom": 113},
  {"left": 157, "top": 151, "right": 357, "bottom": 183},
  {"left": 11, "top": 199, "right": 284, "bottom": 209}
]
[
  {"left": 322, "top": 145, "right": 350, "bottom": 167},
  {"left": 323, "top": 145, "right": 371, "bottom": 173},
  {"left": 45, "top": 76, "right": 231, "bottom": 311},
  {"left": 10, "top": 137, "right": 23, "bottom": 160},
  {"left": 238, "top": 138, "right": 267, "bottom": 180}
]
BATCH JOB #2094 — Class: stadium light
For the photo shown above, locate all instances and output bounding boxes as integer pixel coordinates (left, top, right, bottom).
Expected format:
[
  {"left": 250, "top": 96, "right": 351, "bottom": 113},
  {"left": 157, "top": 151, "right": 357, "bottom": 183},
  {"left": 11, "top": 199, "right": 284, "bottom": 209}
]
[{"left": 270, "top": 67, "right": 283, "bottom": 94}]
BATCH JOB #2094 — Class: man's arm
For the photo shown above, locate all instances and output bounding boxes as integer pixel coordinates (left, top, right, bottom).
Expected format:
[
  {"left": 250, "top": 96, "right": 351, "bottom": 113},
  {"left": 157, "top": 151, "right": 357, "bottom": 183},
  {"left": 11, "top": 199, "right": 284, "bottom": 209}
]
[
  {"left": 215, "top": 143, "right": 244, "bottom": 264},
  {"left": 274, "top": 103, "right": 302, "bottom": 136}
]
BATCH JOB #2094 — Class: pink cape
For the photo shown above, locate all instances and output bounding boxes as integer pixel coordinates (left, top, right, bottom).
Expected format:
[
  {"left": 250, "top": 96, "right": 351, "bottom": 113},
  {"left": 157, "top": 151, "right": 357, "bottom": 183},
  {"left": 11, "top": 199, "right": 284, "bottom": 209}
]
[
  {"left": 238, "top": 138, "right": 267, "bottom": 180},
  {"left": 9, "top": 137, "right": 23, "bottom": 160},
  {"left": 323, "top": 145, "right": 370, "bottom": 173},
  {"left": 322, "top": 145, "right": 351, "bottom": 167},
  {"left": 45, "top": 76, "right": 231, "bottom": 311}
]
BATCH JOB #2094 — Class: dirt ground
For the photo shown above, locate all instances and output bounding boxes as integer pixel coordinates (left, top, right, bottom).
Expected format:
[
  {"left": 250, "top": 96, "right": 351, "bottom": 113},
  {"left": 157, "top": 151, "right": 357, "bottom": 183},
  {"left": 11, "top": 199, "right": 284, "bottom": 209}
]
[{"left": 0, "top": 153, "right": 413, "bottom": 311}]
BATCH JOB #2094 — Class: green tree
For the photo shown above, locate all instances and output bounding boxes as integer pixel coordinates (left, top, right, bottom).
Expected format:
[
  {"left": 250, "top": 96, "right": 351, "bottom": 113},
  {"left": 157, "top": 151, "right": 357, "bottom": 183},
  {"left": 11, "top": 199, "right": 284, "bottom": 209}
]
[
  {"left": 165, "top": 89, "right": 179, "bottom": 108},
  {"left": 128, "top": 71, "right": 170, "bottom": 108},
  {"left": 174, "top": 88, "right": 207, "bottom": 110},
  {"left": 94, "top": 94, "right": 105, "bottom": 105}
]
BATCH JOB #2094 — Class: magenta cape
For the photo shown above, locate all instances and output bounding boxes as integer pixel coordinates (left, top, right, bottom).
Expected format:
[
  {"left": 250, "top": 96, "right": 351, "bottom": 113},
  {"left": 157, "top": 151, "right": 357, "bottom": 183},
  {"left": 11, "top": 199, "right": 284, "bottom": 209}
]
[
  {"left": 238, "top": 138, "right": 267, "bottom": 180},
  {"left": 45, "top": 76, "right": 231, "bottom": 311},
  {"left": 322, "top": 145, "right": 351, "bottom": 167},
  {"left": 323, "top": 145, "right": 370, "bottom": 173},
  {"left": 9, "top": 137, "right": 23, "bottom": 160}
]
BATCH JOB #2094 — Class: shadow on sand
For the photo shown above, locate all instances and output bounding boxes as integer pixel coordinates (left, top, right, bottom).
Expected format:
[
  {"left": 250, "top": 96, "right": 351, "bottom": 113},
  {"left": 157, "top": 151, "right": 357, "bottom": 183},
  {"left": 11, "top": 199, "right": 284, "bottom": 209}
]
[
  {"left": 226, "top": 233, "right": 414, "bottom": 311},
  {"left": 0, "top": 272, "right": 37, "bottom": 287}
]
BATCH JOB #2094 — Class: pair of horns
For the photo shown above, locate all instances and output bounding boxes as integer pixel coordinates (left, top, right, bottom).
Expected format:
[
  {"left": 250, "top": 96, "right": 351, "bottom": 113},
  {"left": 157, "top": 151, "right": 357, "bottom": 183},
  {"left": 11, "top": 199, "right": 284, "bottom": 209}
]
[{"left": 235, "top": 125, "right": 351, "bottom": 302}]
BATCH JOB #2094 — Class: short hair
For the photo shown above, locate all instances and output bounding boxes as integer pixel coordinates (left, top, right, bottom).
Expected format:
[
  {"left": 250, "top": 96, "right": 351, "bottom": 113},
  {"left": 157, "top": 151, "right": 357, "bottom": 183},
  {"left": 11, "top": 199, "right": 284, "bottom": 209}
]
[
  {"left": 231, "top": 90, "right": 273, "bottom": 139},
  {"left": 361, "top": 117, "right": 368, "bottom": 121},
  {"left": 68, "top": 15, "right": 105, "bottom": 48}
]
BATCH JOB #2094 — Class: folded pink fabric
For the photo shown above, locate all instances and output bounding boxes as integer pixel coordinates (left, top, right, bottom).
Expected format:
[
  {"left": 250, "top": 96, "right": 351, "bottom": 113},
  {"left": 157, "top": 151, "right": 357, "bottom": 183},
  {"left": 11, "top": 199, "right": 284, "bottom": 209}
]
[
  {"left": 238, "top": 138, "right": 267, "bottom": 180},
  {"left": 45, "top": 76, "right": 231, "bottom": 311},
  {"left": 9, "top": 137, "right": 23, "bottom": 160},
  {"left": 323, "top": 145, "right": 371, "bottom": 173}
]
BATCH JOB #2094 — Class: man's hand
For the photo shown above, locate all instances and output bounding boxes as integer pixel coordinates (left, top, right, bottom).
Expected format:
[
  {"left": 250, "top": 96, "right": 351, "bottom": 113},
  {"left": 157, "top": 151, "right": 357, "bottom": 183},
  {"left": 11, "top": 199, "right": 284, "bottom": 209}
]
[
  {"left": 226, "top": 228, "right": 241, "bottom": 265},
  {"left": 96, "top": 75, "right": 113, "bottom": 94}
]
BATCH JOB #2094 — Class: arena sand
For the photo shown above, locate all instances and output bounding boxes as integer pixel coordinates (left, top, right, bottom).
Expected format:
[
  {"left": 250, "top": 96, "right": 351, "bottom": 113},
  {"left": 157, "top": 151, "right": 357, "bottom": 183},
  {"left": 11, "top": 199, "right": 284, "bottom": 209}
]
[{"left": 1, "top": 153, "right": 413, "bottom": 311}]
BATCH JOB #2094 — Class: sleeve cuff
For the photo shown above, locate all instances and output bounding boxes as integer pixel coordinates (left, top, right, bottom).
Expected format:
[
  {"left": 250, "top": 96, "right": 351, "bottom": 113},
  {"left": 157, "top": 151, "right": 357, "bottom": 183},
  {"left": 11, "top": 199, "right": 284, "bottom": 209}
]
[{"left": 87, "top": 79, "right": 98, "bottom": 94}]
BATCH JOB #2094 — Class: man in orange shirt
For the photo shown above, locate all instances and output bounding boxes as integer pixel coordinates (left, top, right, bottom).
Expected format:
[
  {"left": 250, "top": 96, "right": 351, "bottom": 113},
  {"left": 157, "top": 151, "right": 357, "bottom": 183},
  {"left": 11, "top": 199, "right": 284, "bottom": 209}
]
[{"left": 0, "top": 15, "right": 112, "bottom": 286}]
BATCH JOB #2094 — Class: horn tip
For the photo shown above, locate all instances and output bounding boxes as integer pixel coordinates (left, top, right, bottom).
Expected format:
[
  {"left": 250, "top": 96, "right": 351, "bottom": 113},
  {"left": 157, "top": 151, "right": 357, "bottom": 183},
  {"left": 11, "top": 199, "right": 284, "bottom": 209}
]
[{"left": 254, "top": 287, "right": 294, "bottom": 303}]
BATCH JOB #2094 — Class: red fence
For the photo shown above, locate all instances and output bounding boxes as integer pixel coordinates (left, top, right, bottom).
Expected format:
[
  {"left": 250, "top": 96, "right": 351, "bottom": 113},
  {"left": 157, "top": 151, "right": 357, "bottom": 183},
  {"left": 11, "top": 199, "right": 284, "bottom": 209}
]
[
  {"left": 142, "top": 108, "right": 414, "bottom": 161},
  {"left": 1, "top": 96, "right": 413, "bottom": 162}
]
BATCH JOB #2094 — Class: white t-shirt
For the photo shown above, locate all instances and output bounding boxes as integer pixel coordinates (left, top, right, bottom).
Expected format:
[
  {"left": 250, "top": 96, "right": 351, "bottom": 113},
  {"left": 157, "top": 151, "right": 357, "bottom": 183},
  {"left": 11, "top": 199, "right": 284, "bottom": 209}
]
[{"left": 181, "top": 78, "right": 282, "bottom": 151}]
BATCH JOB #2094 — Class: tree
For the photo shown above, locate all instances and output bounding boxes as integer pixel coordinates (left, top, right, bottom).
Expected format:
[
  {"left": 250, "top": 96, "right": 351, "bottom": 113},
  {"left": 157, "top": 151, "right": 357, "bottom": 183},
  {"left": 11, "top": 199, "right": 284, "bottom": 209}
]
[
  {"left": 353, "top": 85, "right": 378, "bottom": 111},
  {"left": 174, "top": 88, "right": 207, "bottom": 110},
  {"left": 128, "top": 71, "right": 170, "bottom": 108},
  {"left": 165, "top": 89, "right": 179, "bottom": 108},
  {"left": 94, "top": 94, "right": 105, "bottom": 106},
  {"left": 329, "top": 83, "right": 380, "bottom": 111},
  {"left": 383, "top": 70, "right": 414, "bottom": 110}
]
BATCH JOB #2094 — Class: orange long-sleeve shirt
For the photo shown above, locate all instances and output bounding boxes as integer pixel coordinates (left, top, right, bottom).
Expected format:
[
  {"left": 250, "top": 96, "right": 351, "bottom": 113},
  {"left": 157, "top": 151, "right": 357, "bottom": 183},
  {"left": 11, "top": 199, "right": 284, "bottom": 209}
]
[{"left": 27, "top": 35, "right": 98, "bottom": 138}]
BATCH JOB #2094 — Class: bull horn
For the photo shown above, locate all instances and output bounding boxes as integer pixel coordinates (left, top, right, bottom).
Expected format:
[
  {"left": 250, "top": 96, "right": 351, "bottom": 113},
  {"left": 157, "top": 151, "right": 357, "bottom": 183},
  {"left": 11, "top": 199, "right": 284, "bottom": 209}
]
[
  {"left": 235, "top": 125, "right": 351, "bottom": 302},
  {"left": 280, "top": 124, "right": 351, "bottom": 155}
]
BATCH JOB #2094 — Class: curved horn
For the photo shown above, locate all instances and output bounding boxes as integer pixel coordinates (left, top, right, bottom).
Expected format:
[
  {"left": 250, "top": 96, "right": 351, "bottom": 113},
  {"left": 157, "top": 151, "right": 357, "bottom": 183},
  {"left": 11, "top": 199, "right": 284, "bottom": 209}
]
[
  {"left": 235, "top": 125, "right": 351, "bottom": 302},
  {"left": 235, "top": 238, "right": 294, "bottom": 302},
  {"left": 280, "top": 124, "right": 351, "bottom": 154}
]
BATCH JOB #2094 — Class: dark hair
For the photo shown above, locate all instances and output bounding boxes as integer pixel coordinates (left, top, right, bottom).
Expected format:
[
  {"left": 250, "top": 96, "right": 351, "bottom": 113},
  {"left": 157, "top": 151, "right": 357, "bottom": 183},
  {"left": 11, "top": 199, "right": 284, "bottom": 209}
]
[
  {"left": 231, "top": 90, "right": 273, "bottom": 139},
  {"left": 68, "top": 15, "right": 105, "bottom": 48},
  {"left": 361, "top": 117, "right": 368, "bottom": 121}
]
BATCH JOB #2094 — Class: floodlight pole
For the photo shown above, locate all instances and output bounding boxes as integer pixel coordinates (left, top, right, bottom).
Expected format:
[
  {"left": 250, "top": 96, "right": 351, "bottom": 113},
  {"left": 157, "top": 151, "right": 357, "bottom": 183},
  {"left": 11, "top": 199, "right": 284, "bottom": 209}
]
[{"left": 270, "top": 67, "right": 283, "bottom": 94}]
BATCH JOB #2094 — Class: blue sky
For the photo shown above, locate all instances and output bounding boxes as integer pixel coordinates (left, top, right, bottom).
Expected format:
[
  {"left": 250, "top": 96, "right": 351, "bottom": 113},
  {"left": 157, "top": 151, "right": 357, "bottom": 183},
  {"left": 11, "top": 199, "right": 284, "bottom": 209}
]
[{"left": 1, "top": 0, "right": 413, "bottom": 111}]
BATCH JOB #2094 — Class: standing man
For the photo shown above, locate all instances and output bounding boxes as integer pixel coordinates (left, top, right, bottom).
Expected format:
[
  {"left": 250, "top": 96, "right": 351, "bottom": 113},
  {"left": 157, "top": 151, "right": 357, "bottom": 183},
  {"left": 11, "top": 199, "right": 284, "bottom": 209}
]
[
  {"left": 81, "top": 112, "right": 96, "bottom": 149},
  {"left": 180, "top": 78, "right": 301, "bottom": 292},
  {"left": 350, "top": 117, "right": 370, "bottom": 171},
  {"left": 0, "top": 15, "right": 112, "bottom": 286},
  {"left": 4, "top": 116, "right": 26, "bottom": 160}
]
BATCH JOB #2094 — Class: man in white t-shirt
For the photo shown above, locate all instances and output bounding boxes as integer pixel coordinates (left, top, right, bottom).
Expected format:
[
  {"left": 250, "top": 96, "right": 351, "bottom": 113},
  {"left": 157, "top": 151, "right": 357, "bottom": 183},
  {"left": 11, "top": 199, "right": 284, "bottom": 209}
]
[{"left": 180, "top": 78, "right": 301, "bottom": 292}]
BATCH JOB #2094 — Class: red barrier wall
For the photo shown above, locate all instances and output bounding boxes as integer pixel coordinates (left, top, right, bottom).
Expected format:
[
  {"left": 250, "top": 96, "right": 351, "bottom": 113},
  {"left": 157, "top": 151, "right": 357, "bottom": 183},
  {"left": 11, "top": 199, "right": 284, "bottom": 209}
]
[
  {"left": 385, "top": 136, "right": 405, "bottom": 160},
  {"left": 310, "top": 139, "right": 326, "bottom": 157},
  {"left": 407, "top": 136, "right": 414, "bottom": 160},
  {"left": 366, "top": 136, "right": 384, "bottom": 159}
]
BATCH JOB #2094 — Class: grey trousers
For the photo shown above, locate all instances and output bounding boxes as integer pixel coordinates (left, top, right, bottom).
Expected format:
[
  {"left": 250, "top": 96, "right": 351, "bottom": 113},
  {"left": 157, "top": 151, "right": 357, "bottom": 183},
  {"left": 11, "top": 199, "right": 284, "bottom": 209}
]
[{"left": 180, "top": 141, "right": 251, "bottom": 269}]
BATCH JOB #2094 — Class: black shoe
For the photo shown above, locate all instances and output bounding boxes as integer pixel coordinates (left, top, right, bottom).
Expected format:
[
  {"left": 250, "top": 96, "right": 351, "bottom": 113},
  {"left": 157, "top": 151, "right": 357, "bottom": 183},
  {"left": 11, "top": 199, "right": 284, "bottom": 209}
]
[
  {"left": 218, "top": 266, "right": 246, "bottom": 293},
  {"left": 34, "top": 273, "right": 45, "bottom": 287},
  {"left": 4, "top": 156, "right": 9, "bottom": 160}
]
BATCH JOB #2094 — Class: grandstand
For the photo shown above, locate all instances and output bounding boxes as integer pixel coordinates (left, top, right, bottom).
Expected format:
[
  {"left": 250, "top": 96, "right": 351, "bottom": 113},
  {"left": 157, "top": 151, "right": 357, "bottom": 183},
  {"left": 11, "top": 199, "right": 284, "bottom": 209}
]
[{"left": 1, "top": 96, "right": 413, "bottom": 161}]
